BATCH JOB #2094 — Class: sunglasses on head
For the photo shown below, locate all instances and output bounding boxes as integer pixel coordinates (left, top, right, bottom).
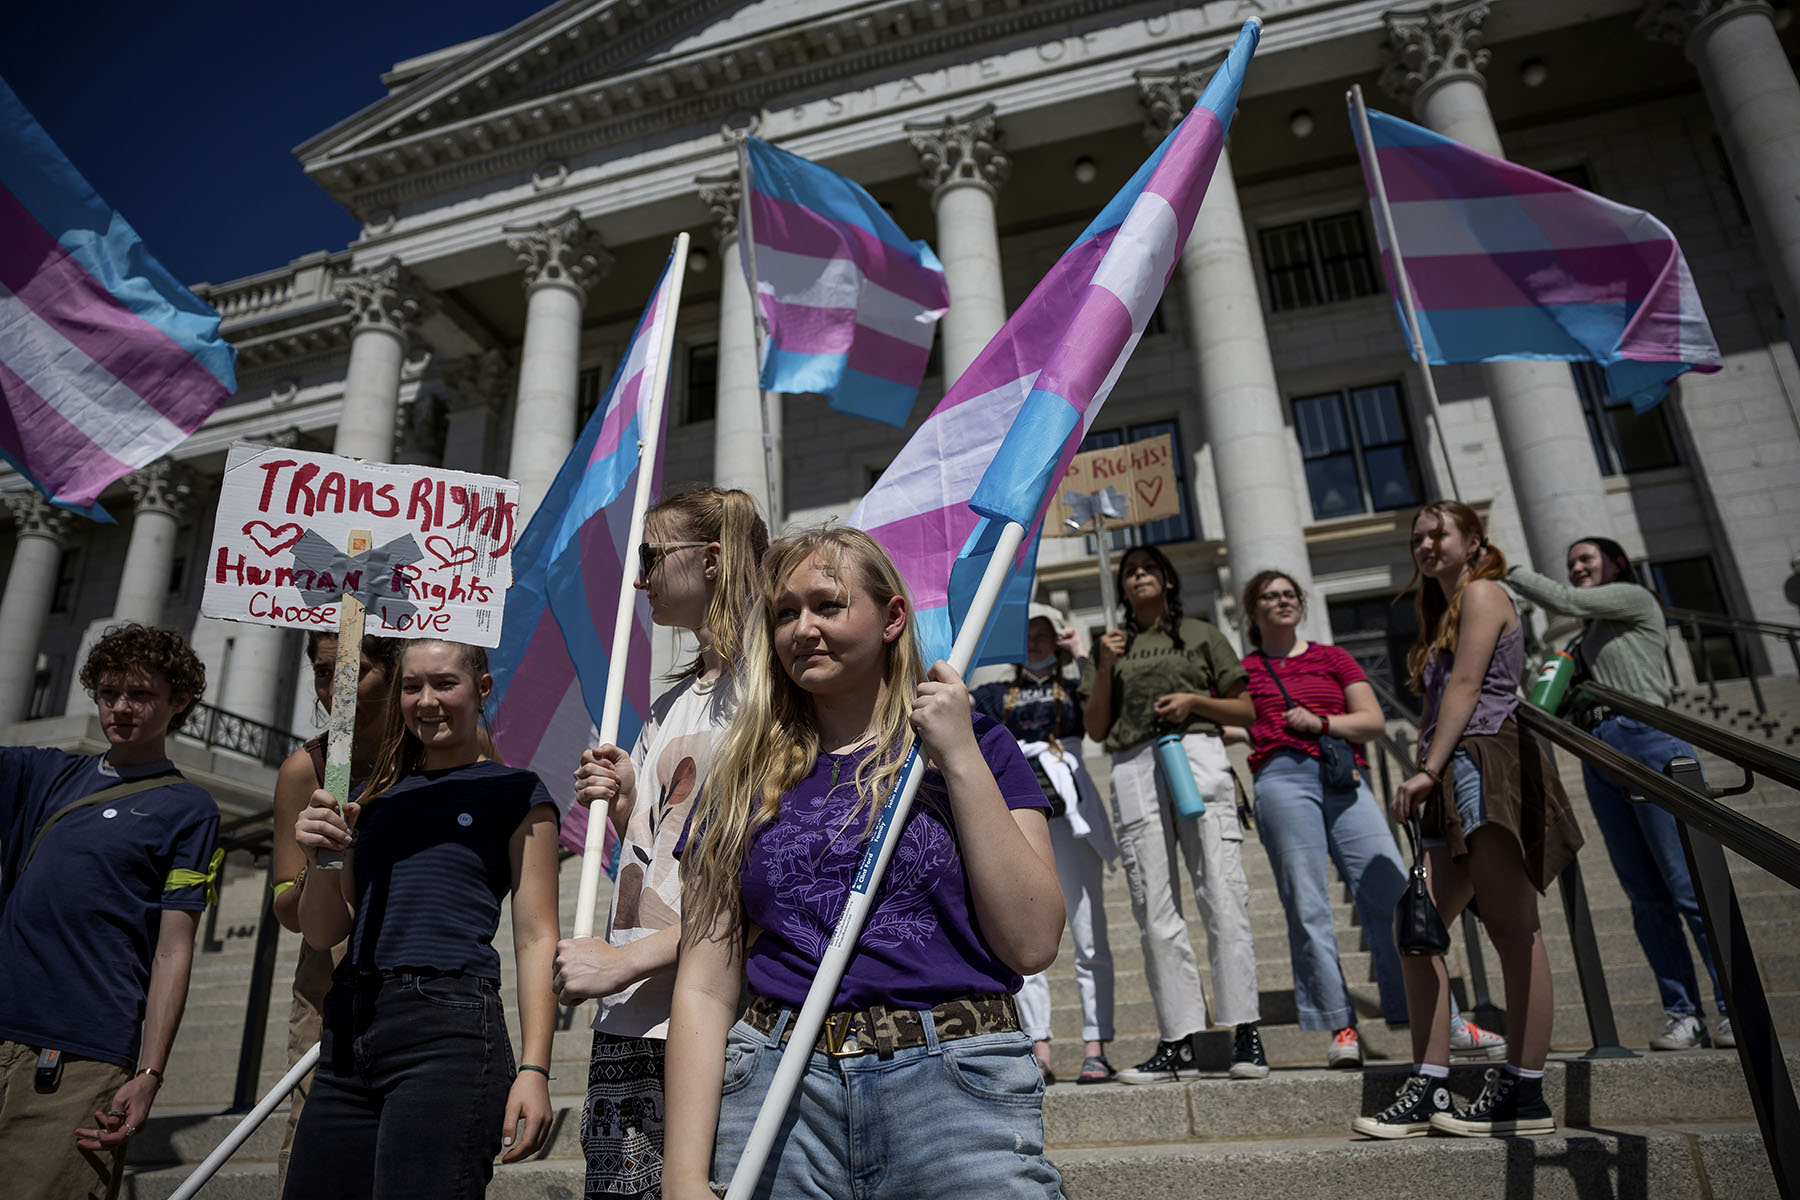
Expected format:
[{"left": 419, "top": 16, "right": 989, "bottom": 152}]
[{"left": 637, "top": 541, "right": 708, "bottom": 582}]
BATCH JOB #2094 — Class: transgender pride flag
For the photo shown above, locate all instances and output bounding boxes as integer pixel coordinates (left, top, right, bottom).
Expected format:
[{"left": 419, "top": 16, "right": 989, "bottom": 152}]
[
  {"left": 853, "top": 21, "right": 1260, "bottom": 663},
  {"left": 740, "top": 136, "right": 949, "bottom": 427},
  {"left": 1352, "top": 105, "right": 1720, "bottom": 412},
  {"left": 489, "top": 251, "right": 677, "bottom": 856},
  {"left": 0, "top": 76, "right": 235, "bottom": 519}
]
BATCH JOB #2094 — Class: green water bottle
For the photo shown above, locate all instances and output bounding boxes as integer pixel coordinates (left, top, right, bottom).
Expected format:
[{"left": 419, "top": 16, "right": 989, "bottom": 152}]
[{"left": 1527, "top": 650, "right": 1576, "bottom": 714}]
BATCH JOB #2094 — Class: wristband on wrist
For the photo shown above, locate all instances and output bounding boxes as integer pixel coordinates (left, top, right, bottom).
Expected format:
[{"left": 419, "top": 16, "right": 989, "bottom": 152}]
[
  {"left": 518, "top": 1064, "right": 550, "bottom": 1079},
  {"left": 1318, "top": 715, "right": 1331, "bottom": 736},
  {"left": 136, "top": 1066, "right": 165, "bottom": 1083},
  {"left": 1421, "top": 765, "right": 1443, "bottom": 783}
]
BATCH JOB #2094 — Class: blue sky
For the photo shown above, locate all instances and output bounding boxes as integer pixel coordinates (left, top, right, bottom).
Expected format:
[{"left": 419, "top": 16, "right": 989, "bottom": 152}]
[{"left": 2, "top": 0, "right": 549, "bottom": 287}]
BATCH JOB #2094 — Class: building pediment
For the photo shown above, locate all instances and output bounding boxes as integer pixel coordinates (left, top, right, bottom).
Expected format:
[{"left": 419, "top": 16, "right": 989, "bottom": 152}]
[{"left": 295, "top": 0, "right": 1173, "bottom": 220}]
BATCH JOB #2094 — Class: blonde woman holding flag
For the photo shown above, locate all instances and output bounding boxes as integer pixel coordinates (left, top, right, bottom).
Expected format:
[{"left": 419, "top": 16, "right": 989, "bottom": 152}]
[{"left": 553, "top": 487, "right": 768, "bottom": 1200}]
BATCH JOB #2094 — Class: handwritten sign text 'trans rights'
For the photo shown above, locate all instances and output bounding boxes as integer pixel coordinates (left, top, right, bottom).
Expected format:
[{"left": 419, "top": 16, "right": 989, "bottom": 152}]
[
  {"left": 201, "top": 441, "right": 520, "bottom": 647},
  {"left": 1046, "top": 433, "right": 1180, "bottom": 536}
]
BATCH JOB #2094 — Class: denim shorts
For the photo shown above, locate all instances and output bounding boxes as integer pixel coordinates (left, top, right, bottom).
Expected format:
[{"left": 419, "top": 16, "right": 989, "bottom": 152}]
[
  {"left": 710, "top": 1005, "right": 1063, "bottom": 1199},
  {"left": 1422, "top": 750, "right": 1488, "bottom": 848}
]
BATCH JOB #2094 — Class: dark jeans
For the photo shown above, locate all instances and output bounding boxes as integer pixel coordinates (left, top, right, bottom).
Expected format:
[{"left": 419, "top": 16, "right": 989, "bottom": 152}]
[{"left": 284, "top": 971, "right": 514, "bottom": 1200}]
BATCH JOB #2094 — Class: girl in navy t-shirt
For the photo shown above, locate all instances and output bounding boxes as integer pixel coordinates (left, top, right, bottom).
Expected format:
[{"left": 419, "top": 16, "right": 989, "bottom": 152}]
[
  {"left": 662, "top": 527, "right": 1066, "bottom": 1200},
  {"left": 286, "top": 639, "right": 561, "bottom": 1199}
]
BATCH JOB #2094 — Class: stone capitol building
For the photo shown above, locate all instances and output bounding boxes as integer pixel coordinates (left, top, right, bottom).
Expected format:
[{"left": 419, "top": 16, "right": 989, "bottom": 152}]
[{"left": 2, "top": 0, "right": 1797, "bottom": 807}]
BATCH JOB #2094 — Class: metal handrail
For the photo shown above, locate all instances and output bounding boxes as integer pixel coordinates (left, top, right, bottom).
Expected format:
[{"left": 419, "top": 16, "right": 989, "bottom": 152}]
[
  {"left": 1662, "top": 606, "right": 1800, "bottom": 717},
  {"left": 1573, "top": 682, "right": 1800, "bottom": 794},
  {"left": 174, "top": 701, "right": 306, "bottom": 768},
  {"left": 1667, "top": 605, "right": 1800, "bottom": 643}
]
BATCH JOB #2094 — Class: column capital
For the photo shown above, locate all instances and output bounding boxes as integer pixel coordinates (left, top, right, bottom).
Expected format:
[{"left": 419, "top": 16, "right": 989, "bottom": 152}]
[
  {"left": 1135, "top": 54, "right": 1230, "bottom": 140},
  {"left": 1379, "top": 0, "right": 1492, "bottom": 107},
  {"left": 504, "top": 210, "right": 611, "bottom": 299},
  {"left": 906, "top": 104, "right": 1011, "bottom": 199},
  {"left": 126, "top": 458, "right": 199, "bottom": 519},
  {"left": 696, "top": 172, "right": 741, "bottom": 244},
  {"left": 441, "top": 349, "right": 512, "bottom": 415},
  {"left": 1637, "top": 0, "right": 1772, "bottom": 47},
  {"left": 2, "top": 491, "right": 76, "bottom": 544},
  {"left": 334, "top": 258, "right": 432, "bottom": 336}
]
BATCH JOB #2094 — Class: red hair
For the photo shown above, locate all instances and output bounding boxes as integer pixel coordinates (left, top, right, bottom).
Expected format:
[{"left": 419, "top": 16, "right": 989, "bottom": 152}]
[{"left": 1401, "top": 501, "right": 1508, "bottom": 693}]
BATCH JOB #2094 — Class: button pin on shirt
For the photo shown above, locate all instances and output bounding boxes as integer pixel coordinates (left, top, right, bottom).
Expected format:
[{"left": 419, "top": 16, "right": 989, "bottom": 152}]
[
  {"left": 457, "top": 813, "right": 473, "bottom": 827},
  {"left": 102, "top": 808, "right": 119, "bottom": 819}
]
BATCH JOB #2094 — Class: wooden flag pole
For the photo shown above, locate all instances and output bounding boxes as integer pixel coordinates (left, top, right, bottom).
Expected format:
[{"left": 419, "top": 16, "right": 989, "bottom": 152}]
[
  {"left": 731, "top": 132, "right": 782, "bottom": 528},
  {"left": 313, "top": 527, "right": 371, "bottom": 872},
  {"left": 571, "top": 233, "right": 691, "bottom": 941},
  {"left": 1350, "top": 84, "right": 1463, "bottom": 503},
  {"left": 724, "top": 519, "right": 1028, "bottom": 1199}
]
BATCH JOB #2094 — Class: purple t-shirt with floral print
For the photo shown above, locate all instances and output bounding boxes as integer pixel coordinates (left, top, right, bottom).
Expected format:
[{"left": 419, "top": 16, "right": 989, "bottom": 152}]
[{"left": 737, "top": 714, "right": 1047, "bottom": 1010}]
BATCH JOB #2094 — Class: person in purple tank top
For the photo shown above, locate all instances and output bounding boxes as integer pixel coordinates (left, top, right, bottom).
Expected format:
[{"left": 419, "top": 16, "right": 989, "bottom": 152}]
[
  {"left": 663, "top": 527, "right": 1066, "bottom": 1200},
  {"left": 1352, "top": 501, "right": 1581, "bottom": 1143}
]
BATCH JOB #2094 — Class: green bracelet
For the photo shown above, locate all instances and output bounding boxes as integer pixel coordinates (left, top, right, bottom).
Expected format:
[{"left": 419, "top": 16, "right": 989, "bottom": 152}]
[{"left": 518, "top": 1064, "right": 551, "bottom": 1079}]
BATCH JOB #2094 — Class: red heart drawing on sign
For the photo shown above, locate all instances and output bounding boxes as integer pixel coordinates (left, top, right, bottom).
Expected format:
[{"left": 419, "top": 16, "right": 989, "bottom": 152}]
[
  {"left": 243, "top": 521, "right": 304, "bottom": 556},
  {"left": 1136, "top": 477, "right": 1165, "bottom": 510},
  {"left": 425, "top": 536, "right": 479, "bottom": 569}
]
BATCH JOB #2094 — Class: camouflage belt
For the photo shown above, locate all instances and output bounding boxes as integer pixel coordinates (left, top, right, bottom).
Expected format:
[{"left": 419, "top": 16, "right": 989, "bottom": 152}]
[{"left": 743, "top": 993, "right": 1019, "bottom": 1059}]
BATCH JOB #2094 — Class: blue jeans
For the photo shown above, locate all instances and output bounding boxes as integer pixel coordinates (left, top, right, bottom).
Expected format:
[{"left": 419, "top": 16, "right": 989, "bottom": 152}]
[
  {"left": 284, "top": 972, "right": 515, "bottom": 1200},
  {"left": 1253, "top": 750, "right": 1410, "bottom": 1028},
  {"left": 1583, "top": 715, "right": 1724, "bottom": 1018},
  {"left": 711, "top": 1008, "right": 1063, "bottom": 1199}
]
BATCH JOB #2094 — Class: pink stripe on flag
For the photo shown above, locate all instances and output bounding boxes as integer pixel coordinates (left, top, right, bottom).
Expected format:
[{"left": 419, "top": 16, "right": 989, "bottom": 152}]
[
  {"left": 0, "top": 183, "right": 229, "bottom": 426},
  {"left": 493, "top": 607, "right": 579, "bottom": 768},
  {"left": 0, "top": 356, "right": 135, "bottom": 500},
  {"left": 1143, "top": 109, "right": 1225, "bottom": 235},
  {"left": 587, "top": 373, "right": 643, "bottom": 466},
  {"left": 759, "top": 294, "right": 857, "bottom": 354},
  {"left": 748, "top": 191, "right": 949, "bottom": 310},
  {"left": 1406, "top": 242, "right": 1676, "bottom": 310},
  {"left": 846, "top": 322, "right": 934, "bottom": 382},
  {"left": 1031, "top": 287, "right": 1134, "bottom": 408},
  {"left": 1375, "top": 143, "right": 1569, "bottom": 205}
]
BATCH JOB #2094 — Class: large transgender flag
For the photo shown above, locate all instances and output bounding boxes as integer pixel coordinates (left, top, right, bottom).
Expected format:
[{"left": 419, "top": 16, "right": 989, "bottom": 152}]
[
  {"left": 1352, "top": 105, "right": 1720, "bottom": 412},
  {"left": 852, "top": 21, "right": 1260, "bottom": 663},
  {"left": 740, "top": 136, "right": 949, "bottom": 427},
  {"left": 489, "top": 251, "right": 677, "bottom": 857},
  {"left": 0, "top": 77, "right": 235, "bottom": 519}
]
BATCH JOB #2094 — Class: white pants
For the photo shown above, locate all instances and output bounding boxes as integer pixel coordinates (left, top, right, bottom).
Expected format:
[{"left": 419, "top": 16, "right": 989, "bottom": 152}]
[
  {"left": 1016, "top": 813, "right": 1115, "bottom": 1043},
  {"left": 1109, "top": 735, "right": 1260, "bottom": 1038}
]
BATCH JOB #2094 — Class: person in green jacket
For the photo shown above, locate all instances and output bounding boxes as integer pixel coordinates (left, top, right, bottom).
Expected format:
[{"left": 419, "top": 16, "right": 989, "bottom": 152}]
[{"left": 1507, "top": 536, "right": 1728, "bottom": 1052}]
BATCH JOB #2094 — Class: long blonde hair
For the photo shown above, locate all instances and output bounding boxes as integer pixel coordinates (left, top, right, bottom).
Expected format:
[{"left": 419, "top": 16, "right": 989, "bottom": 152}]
[
  {"left": 681, "top": 527, "right": 928, "bottom": 943},
  {"left": 1401, "top": 501, "right": 1509, "bottom": 692},
  {"left": 647, "top": 486, "right": 769, "bottom": 677}
]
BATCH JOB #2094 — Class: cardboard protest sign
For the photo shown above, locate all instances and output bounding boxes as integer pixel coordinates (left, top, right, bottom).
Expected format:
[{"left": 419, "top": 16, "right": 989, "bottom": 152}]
[
  {"left": 202, "top": 441, "right": 519, "bottom": 647},
  {"left": 1047, "top": 434, "right": 1180, "bottom": 535}
]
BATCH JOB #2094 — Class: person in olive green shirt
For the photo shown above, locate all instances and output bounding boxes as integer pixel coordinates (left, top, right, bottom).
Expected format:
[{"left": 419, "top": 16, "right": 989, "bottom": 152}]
[{"left": 1082, "top": 545, "right": 1264, "bottom": 1084}]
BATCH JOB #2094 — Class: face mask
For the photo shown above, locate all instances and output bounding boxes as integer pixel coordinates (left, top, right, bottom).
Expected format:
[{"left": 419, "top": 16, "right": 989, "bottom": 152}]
[{"left": 1025, "top": 653, "right": 1059, "bottom": 673}]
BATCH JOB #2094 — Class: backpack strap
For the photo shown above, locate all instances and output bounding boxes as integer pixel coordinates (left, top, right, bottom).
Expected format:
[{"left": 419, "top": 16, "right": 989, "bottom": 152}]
[{"left": 20, "top": 776, "right": 177, "bottom": 875}]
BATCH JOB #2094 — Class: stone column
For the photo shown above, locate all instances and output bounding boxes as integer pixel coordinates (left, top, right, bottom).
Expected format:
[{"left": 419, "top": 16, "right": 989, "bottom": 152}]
[
  {"left": 113, "top": 459, "right": 198, "bottom": 628},
  {"left": 906, "top": 105, "right": 1011, "bottom": 387},
  {"left": 1138, "top": 64, "right": 1322, "bottom": 636},
  {"left": 215, "top": 428, "right": 299, "bottom": 731},
  {"left": 1641, "top": 0, "right": 1800, "bottom": 346},
  {"left": 0, "top": 494, "right": 74, "bottom": 724},
  {"left": 699, "top": 173, "right": 782, "bottom": 523},
  {"left": 504, "top": 211, "right": 609, "bottom": 522},
  {"left": 1382, "top": 0, "right": 1611, "bottom": 571},
  {"left": 333, "top": 259, "right": 429, "bottom": 462},
  {"left": 439, "top": 350, "right": 511, "bottom": 476}
]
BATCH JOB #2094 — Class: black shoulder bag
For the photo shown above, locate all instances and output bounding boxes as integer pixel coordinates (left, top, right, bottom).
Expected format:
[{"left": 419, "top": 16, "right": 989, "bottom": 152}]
[
  {"left": 1395, "top": 813, "right": 1451, "bottom": 956},
  {"left": 1257, "top": 651, "right": 1359, "bottom": 791}
]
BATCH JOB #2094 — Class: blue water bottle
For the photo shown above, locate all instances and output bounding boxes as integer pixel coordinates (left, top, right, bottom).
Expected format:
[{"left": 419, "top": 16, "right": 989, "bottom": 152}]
[{"left": 1154, "top": 726, "right": 1207, "bottom": 818}]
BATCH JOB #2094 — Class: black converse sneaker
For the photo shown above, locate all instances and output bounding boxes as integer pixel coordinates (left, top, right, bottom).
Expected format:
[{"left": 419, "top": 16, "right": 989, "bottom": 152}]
[
  {"left": 1228, "top": 1023, "right": 1269, "bottom": 1080},
  {"left": 1429, "top": 1068, "right": 1556, "bottom": 1137},
  {"left": 1118, "top": 1037, "right": 1199, "bottom": 1085},
  {"left": 1351, "top": 1073, "right": 1453, "bottom": 1139}
]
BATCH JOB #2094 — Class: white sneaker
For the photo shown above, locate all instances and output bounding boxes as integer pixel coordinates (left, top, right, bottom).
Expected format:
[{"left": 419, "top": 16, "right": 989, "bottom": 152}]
[
  {"left": 1715, "top": 1018, "right": 1735, "bottom": 1049},
  {"left": 1649, "top": 1012, "right": 1709, "bottom": 1050},
  {"left": 1449, "top": 1016, "right": 1508, "bottom": 1061}
]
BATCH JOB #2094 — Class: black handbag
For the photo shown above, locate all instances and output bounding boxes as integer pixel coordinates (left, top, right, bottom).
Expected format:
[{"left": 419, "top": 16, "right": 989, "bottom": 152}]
[
  {"left": 1257, "top": 651, "right": 1359, "bottom": 791},
  {"left": 1395, "top": 813, "right": 1451, "bottom": 956}
]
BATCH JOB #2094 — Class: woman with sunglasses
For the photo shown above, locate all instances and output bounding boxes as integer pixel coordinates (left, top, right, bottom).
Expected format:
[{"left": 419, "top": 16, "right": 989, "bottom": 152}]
[{"left": 553, "top": 487, "right": 768, "bottom": 1200}]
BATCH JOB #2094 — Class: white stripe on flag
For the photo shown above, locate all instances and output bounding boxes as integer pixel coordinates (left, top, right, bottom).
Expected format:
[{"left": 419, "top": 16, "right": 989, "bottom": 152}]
[
  {"left": 1092, "top": 193, "right": 1181, "bottom": 317},
  {"left": 0, "top": 280, "right": 191, "bottom": 469},
  {"left": 755, "top": 246, "right": 945, "bottom": 346},
  {"left": 1385, "top": 194, "right": 1671, "bottom": 258}
]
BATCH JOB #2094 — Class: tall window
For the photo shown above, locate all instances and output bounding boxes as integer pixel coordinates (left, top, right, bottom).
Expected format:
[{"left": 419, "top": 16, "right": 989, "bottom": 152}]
[
  {"left": 1259, "top": 212, "right": 1381, "bottom": 312},
  {"left": 1293, "top": 382, "right": 1424, "bottom": 520},
  {"left": 50, "top": 548, "right": 81, "bottom": 614},
  {"left": 575, "top": 364, "right": 608, "bottom": 429},
  {"left": 1647, "top": 555, "right": 1743, "bottom": 680},
  {"left": 1571, "top": 362, "right": 1681, "bottom": 476},
  {"left": 684, "top": 342, "right": 718, "bottom": 424},
  {"left": 1076, "top": 418, "right": 1196, "bottom": 550}
]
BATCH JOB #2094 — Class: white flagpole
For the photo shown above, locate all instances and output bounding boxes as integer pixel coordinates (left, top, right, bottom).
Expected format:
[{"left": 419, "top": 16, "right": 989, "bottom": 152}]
[
  {"left": 572, "top": 232, "right": 691, "bottom": 941},
  {"left": 167, "top": 1042, "right": 321, "bottom": 1200},
  {"left": 732, "top": 133, "right": 783, "bottom": 528},
  {"left": 1350, "top": 84, "right": 1462, "bottom": 503},
  {"left": 724, "top": 519, "right": 1028, "bottom": 1199}
]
